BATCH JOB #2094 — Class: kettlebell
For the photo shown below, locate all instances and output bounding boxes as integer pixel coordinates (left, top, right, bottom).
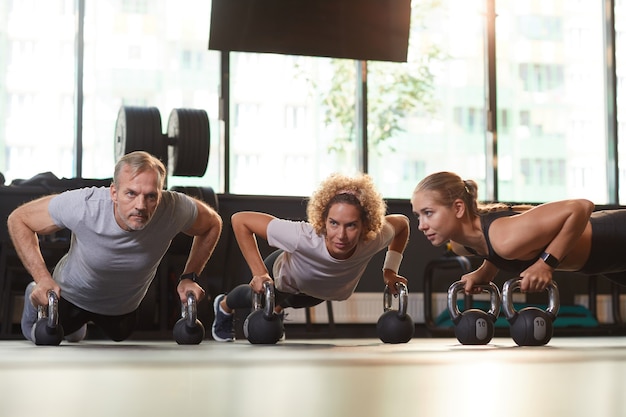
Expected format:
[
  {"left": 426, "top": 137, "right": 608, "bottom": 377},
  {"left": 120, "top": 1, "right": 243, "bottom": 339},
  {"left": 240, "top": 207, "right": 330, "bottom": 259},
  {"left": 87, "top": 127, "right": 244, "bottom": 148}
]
[
  {"left": 447, "top": 281, "right": 501, "bottom": 345},
  {"left": 502, "top": 278, "right": 560, "bottom": 346},
  {"left": 243, "top": 281, "right": 284, "bottom": 344},
  {"left": 376, "top": 282, "right": 414, "bottom": 344},
  {"left": 173, "top": 292, "right": 205, "bottom": 345},
  {"left": 32, "top": 291, "right": 64, "bottom": 346}
]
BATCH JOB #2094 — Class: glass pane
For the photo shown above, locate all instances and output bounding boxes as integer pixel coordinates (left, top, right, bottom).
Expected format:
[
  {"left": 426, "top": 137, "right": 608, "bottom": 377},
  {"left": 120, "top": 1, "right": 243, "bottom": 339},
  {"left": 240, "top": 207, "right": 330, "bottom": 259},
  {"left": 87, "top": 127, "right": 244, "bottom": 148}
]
[
  {"left": 83, "top": 0, "right": 221, "bottom": 189},
  {"left": 496, "top": 1, "right": 608, "bottom": 203},
  {"left": 368, "top": 0, "right": 487, "bottom": 199},
  {"left": 229, "top": 53, "right": 357, "bottom": 196},
  {"left": 616, "top": 0, "right": 626, "bottom": 203},
  {"left": 0, "top": 0, "right": 76, "bottom": 184}
]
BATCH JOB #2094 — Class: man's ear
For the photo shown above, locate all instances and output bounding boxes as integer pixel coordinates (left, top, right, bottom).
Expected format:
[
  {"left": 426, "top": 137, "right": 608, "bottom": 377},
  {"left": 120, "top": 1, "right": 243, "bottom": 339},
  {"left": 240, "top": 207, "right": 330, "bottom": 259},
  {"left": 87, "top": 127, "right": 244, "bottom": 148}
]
[
  {"left": 453, "top": 199, "right": 465, "bottom": 218},
  {"left": 110, "top": 184, "right": 117, "bottom": 203}
]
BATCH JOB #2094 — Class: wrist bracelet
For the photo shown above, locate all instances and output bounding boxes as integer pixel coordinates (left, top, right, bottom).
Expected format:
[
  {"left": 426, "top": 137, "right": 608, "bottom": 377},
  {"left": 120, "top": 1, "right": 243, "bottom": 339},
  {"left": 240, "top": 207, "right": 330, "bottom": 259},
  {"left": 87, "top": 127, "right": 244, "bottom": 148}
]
[
  {"left": 178, "top": 272, "right": 199, "bottom": 284},
  {"left": 382, "top": 250, "right": 403, "bottom": 274}
]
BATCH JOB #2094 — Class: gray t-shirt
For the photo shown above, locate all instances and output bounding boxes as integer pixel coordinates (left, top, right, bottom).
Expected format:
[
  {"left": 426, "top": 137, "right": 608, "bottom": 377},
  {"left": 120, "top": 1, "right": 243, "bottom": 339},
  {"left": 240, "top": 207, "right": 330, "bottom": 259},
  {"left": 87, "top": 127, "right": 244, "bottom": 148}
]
[
  {"left": 267, "top": 218, "right": 395, "bottom": 301},
  {"left": 48, "top": 187, "right": 197, "bottom": 315}
]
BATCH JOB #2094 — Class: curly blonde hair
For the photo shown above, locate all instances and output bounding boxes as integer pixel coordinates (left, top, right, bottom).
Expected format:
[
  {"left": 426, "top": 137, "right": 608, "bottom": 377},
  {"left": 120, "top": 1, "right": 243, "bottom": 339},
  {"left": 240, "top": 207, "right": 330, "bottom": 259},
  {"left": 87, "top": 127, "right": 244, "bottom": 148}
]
[{"left": 306, "top": 173, "right": 387, "bottom": 241}]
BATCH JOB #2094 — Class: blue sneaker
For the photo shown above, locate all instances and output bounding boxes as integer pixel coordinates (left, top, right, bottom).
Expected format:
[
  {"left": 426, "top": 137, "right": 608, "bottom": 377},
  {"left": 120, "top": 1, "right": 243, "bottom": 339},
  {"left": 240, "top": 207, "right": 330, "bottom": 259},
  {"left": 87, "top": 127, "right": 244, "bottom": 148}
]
[{"left": 212, "top": 294, "right": 234, "bottom": 342}]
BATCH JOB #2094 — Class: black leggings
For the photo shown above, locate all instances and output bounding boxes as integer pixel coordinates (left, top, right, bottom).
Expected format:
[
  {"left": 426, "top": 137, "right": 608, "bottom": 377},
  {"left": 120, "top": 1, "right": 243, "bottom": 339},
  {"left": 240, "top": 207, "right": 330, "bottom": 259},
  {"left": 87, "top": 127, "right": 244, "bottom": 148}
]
[
  {"left": 579, "top": 210, "right": 626, "bottom": 285},
  {"left": 225, "top": 250, "right": 325, "bottom": 311},
  {"left": 58, "top": 297, "right": 138, "bottom": 342}
]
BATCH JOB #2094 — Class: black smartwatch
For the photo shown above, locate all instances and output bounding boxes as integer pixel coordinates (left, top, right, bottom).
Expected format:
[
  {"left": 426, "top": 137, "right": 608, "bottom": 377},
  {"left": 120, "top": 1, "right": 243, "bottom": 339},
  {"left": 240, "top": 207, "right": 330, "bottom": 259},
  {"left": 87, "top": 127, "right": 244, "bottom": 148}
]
[
  {"left": 540, "top": 252, "right": 560, "bottom": 269},
  {"left": 178, "top": 272, "right": 199, "bottom": 284}
]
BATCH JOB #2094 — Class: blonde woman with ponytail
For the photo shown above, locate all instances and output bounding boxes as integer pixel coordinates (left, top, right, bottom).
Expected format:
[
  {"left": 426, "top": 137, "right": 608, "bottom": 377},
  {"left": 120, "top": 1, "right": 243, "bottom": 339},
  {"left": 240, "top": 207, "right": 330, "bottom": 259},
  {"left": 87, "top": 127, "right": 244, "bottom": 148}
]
[{"left": 409, "top": 171, "right": 624, "bottom": 294}]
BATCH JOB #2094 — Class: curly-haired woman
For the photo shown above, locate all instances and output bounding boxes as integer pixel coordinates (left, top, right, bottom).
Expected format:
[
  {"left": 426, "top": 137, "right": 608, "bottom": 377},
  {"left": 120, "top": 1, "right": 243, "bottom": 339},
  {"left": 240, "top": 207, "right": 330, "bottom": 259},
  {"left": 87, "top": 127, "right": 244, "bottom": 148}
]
[{"left": 212, "top": 173, "right": 410, "bottom": 342}]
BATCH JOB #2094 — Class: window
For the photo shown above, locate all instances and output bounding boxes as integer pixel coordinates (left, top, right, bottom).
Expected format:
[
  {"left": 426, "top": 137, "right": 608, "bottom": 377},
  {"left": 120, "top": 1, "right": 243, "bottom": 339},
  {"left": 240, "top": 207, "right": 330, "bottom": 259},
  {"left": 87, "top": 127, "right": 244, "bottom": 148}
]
[
  {"left": 229, "top": 53, "right": 356, "bottom": 196},
  {"left": 497, "top": 1, "right": 608, "bottom": 203},
  {"left": 1, "top": 1, "right": 75, "bottom": 182},
  {"left": 82, "top": 0, "right": 221, "bottom": 189},
  {"left": 0, "top": 0, "right": 623, "bottom": 205},
  {"left": 616, "top": 0, "right": 626, "bottom": 202},
  {"left": 368, "top": 0, "right": 487, "bottom": 199}
]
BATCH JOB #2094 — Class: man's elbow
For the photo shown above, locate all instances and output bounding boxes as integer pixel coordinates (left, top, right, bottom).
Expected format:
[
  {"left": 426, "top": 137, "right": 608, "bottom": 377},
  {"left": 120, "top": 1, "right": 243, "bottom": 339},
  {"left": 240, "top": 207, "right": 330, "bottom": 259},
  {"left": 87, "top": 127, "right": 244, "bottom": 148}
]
[
  {"left": 6, "top": 209, "right": 22, "bottom": 234},
  {"left": 202, "top": 212, "right": 223, "bottom": 237}
]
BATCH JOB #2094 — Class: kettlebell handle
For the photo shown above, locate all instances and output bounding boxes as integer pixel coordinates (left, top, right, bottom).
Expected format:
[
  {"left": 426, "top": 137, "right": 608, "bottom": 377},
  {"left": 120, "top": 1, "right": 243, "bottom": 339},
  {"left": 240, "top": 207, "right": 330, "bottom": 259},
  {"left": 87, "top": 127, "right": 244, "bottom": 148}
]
[
  {"left": 383, "top": 282, "right": 409, "bottom": 318},
  {"left": 181, "top": 292, "right": 198, "bottom": 326},
  {"left": 501, "top": 278, "right": 560, "bottom": 320},
  {"left": 251, "top": 281, "right": 275, "bottom": 319},
  {"left": 447, "top": 281, "right": 501, "bottom": 323},
  {"left": 37, "top": 291, "right": 60, "bottom": 329}
]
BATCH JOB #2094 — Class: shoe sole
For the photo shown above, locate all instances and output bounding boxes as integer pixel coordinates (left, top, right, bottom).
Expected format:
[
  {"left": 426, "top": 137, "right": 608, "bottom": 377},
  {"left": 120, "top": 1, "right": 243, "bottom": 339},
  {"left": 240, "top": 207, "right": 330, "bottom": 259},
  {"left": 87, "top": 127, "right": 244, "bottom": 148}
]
[{"left": 212, "top": 295, "right": 234, "bottom": 342}]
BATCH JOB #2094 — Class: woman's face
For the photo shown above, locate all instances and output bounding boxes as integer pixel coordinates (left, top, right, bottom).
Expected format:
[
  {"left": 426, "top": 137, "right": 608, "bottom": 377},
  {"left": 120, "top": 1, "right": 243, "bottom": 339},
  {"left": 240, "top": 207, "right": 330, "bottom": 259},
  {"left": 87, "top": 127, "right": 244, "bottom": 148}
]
[
  {"left": 411, "top": 190, "right": 458, "bottom": 247},
  {"left": 324, "top": 202, "right": 363, "bottom": 259}
]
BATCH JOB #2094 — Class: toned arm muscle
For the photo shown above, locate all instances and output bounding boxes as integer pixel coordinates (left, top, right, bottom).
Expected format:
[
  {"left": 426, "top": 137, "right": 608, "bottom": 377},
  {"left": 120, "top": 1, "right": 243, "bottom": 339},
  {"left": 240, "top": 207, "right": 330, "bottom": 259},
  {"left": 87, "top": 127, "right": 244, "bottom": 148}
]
[
  {"left": 489, "top": 199, "right": 594, "bottom": 261},
  {"left": 231, "top": 211, "right": 275, "bottom": 287},
  {"left": 6, "top": 195, "right": 63, "bottom": 284},
  {"left": 181, "top": 199, "right": 223, "bottom": 275},
  {"left": 384, "top": 214, "right": 410, "bottom": 254},
  {"left": 490, "top": 199, "right": 594, "bottom": 292}
]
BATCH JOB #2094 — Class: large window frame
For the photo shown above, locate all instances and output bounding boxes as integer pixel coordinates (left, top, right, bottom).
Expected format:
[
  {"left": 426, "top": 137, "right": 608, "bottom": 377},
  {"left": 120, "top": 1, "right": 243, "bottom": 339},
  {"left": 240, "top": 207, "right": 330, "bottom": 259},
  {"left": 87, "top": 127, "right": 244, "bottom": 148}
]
[{"left": 4, "top": 0, "right": 623, "bottom": 204}]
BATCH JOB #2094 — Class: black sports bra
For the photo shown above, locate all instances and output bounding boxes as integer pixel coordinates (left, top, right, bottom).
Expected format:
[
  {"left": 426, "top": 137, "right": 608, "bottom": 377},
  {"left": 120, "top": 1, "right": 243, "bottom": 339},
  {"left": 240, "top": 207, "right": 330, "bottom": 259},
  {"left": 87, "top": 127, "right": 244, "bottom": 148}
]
[{"left": 463, "top": 210, "right": 540, "bottom": 273}]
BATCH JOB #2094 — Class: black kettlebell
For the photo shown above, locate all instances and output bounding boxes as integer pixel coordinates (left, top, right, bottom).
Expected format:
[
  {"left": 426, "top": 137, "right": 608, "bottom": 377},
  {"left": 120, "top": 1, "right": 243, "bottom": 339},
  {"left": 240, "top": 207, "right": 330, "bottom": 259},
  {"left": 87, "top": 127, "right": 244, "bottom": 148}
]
[
  {"left": 502, "top": 278, "right": 560, "bottom": 346},
  {"left": 173, "top": 292, "right": 205, "bottom": 345},
  {"left": 447, "top": 281, "right": 501, "bottom": 345},
  {"left": 376, "top": 282, "right": 414, "bottom": 344},
  {"left": 32, "top": 291, "right": 64, "bottom": 346},
  {"left": 243, "top": 281, "right": 283, "bottom": 344}
]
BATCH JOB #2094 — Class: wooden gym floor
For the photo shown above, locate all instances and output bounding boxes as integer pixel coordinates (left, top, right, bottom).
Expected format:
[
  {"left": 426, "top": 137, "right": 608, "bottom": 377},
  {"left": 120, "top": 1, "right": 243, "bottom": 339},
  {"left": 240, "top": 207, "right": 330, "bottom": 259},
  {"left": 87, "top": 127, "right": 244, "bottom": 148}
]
[{"left": 0, "top": 336, "right": 625, "bottom": 417}]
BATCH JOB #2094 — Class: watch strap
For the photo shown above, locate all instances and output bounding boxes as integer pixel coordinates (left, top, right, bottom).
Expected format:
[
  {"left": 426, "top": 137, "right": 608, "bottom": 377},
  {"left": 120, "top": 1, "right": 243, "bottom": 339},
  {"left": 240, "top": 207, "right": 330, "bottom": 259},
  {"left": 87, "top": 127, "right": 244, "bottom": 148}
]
[
  {"left": 178, "top": 272, "right": 199, "bottom": 284},
  {"left": 540, "top": 252, "right": 560, "bottom": 268}
]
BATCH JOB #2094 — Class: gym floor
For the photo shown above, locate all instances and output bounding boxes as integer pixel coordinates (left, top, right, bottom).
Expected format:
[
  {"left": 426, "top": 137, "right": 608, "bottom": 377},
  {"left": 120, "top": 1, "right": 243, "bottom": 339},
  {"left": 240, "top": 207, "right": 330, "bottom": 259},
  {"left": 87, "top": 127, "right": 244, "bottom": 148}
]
[{"left": 1, "top": 336, "right": 625, "bottom": 417}]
